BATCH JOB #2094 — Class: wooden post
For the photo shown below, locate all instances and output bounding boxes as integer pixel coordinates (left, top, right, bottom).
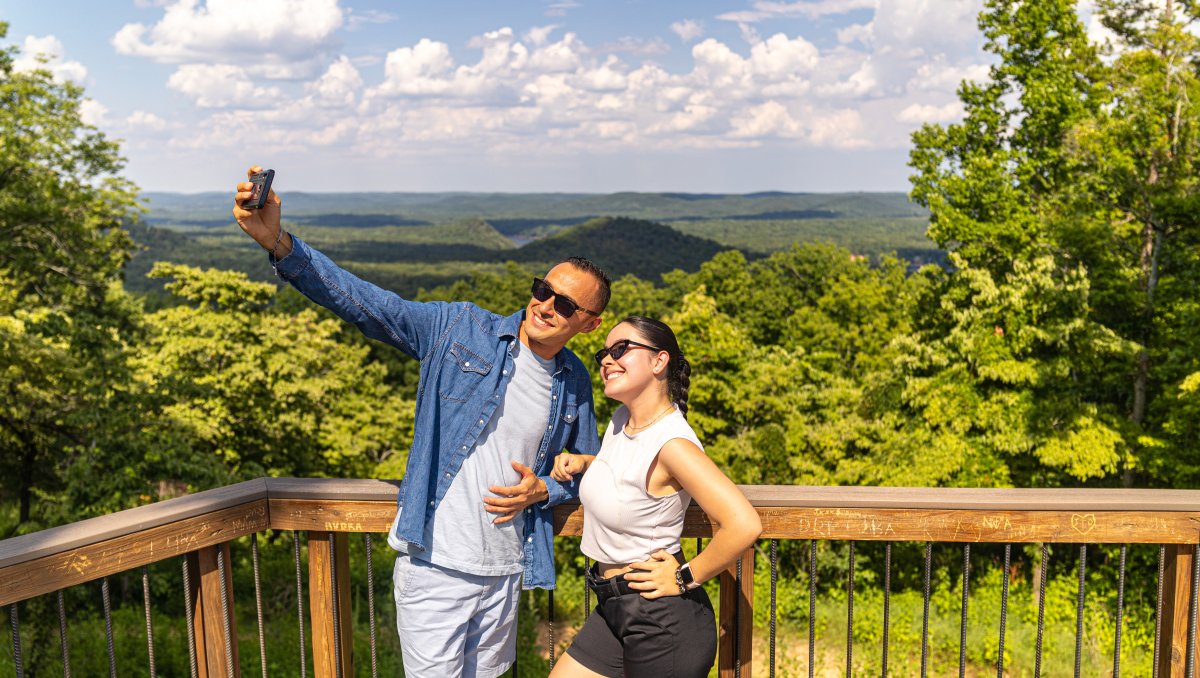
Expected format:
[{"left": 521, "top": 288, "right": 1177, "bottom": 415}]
[
  {"left": 718, "top": 547, "right": 754, "bottom": 678},
  {"left": 1158, "top": 544, "right": 1200, "bottom": 678},
  {"left": 193, "top": 543, "right": 240, "bottom": 678},
  {"left": 309, "top": 531, "right": 352, "bottom": 678}
]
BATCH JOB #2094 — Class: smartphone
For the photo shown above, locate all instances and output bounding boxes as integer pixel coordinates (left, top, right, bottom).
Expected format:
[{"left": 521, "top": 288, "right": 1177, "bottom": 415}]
[{"left": 244, "top": 169, "right": 275, "bottom": 210}]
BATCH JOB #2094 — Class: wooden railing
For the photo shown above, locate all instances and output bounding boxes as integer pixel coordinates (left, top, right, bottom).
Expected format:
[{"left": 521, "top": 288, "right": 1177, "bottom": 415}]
[{"left": 3, "top": 479, "right": 1200, "bottom": 676}]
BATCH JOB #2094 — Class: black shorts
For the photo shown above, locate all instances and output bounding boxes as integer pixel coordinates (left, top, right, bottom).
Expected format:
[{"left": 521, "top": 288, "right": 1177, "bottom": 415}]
[{"left": 565, "top": 568, "right": 717, "bottom": 678}]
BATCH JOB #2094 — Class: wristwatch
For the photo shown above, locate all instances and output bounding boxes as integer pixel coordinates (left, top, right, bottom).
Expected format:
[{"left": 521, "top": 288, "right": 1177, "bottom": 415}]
[{"left": 675, "top": 562, "right": 699, "bottom": 594}]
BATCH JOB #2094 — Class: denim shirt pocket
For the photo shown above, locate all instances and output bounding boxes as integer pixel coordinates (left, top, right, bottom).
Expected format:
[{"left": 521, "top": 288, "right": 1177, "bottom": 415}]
[
  {"left": 438, "top": 342, "right": 493, "bottom": 402},
  {"left": 558, "top": 395, "right": 579, "bottom": 434}
]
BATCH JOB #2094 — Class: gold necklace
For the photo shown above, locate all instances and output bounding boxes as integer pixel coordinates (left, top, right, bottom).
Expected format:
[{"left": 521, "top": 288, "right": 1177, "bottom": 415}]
[{"left": 626, "top": 404, "right": 674, "bottom": 433}]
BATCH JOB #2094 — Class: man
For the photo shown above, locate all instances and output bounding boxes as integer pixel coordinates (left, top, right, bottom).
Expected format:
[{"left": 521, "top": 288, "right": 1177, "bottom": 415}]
[{"left": 232, "top": 166, "right": 607, "bottom": 677}]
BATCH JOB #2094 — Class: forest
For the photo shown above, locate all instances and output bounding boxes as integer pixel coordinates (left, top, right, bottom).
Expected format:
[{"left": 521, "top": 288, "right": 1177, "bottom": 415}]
[{"left": 4, "top": 0, "right": 1200, "bottom": 674}]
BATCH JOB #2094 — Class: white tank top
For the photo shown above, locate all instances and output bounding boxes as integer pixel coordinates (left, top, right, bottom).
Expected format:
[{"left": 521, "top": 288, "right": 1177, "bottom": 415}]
[{"left": 579, "top": 405, "right": 701, "bottom": 565}]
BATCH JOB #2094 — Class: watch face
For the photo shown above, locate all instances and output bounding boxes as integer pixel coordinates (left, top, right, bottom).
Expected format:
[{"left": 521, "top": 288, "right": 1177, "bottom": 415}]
[{"left": 680, "top": 563, "right": 696, "bottom": 586}]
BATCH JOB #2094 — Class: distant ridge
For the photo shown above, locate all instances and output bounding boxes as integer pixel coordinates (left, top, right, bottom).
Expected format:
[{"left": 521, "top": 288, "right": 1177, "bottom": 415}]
[{"left": 505, "top": 216, "right": 733, "bottom": 281}]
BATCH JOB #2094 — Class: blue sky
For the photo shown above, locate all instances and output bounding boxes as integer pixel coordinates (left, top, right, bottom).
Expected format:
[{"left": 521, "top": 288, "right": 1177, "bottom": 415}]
[{"left": 1, "top": 0, "right": 1001, "bottom": 193}]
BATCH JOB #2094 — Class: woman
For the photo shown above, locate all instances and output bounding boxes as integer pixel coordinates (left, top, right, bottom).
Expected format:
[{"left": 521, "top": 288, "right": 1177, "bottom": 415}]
[{"left": 549, "top": 316, "right": 762, "bottom": 678}]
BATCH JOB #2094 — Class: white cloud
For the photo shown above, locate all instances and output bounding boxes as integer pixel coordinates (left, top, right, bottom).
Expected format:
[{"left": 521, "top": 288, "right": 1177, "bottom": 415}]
[
  {"left": 13, "top": 35, "right": 88, "bottom": 83},
  {"left": 167, "top": 63, "right": 285, "bottom": 108},
  {"left": 671, "top": 20, "right": 705, "bottom": 43},
  {"left": 545, "top": 1, "right": 581, "bottom": 18},
  {"left": 749, "top": 33, "right": 819, "bottom": 78},
  {"left": 145, "top": 0, "right": 996, "bottom": 173},
  {"left": 128, "top": 110, "right": 170, "bottom": 131},
  {"left": 808, "top": 108, "right": 867, "bottom": 148},
  {"left": 718, "top": 0, "right": 877, "bottom": 23},
  {"left": 524, "top": 25, "right": 560, "bottom": 47},
  {"left": 306, "top": 56, "right": 363, "bottom": 107},
  {"left": 600, "top": 36, "right": 670, "bottom": 57},
  {"left": 373, "top": 39, "right": 456, "bottom": 96},
  {"left": 897, "top": 101, "right": 963, "bottom": 123},
  {"left": 731, "top": 101, "right": 801, "bottom": 138},
  {"left": 346, "top": 9, "right": 397, "bottom": 31},
  {"left": 113, "top": 0, "right": 344, "bottom": 69},
  {"left": 870, "top": 0, "right": 982, "bottom": 56},
  {"left": 837, "top": 22, "right": 873, "bottom": 47},
  {"left": 80, "top": 100, "right": 109, "bottom": 126}
]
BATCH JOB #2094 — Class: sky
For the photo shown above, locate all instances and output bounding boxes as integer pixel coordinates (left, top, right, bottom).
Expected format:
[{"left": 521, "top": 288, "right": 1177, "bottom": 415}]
[{"left": 0, "top": 0, "right": 1005, "bottom": 194}]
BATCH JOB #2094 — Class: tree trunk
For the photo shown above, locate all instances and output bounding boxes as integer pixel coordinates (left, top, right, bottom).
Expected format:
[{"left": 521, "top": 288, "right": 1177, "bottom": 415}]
[{"left": 19, "top": 444, "right": 34, "bottom": 524}]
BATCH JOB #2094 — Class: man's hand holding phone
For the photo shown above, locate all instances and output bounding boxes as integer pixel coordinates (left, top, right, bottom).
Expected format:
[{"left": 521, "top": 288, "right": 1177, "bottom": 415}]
[{"left": 233, "top": 165, "right": 291, "bottom": 259}]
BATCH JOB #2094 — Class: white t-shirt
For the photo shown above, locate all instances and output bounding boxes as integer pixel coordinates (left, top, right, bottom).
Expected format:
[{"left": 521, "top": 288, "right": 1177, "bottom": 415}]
[
  {"left": 410, "top": 340, "right": 555, "bottom": 576},
  {"left": 579, "top": 405, "right": 701, "bottom": 565}
]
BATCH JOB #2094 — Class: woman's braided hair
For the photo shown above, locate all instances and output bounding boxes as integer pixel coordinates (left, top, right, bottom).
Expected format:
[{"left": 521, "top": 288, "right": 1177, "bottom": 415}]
[{"left": 619, "top": 315, "right": 691, "bottom": 417}]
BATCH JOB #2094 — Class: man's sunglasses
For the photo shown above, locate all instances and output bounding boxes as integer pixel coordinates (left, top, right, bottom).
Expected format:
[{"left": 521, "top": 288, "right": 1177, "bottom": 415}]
[
  {"left": 531, "top": 278, "right": 599, "bottom": 318},
  {"left": 594, "top": 339, "right": 661, "bottom": 366}
]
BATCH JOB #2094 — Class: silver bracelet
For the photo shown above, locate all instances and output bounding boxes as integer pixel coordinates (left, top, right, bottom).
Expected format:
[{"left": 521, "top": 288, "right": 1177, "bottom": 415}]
[{"left": 269, "top": 227, "right": 286, "bottom": 275}]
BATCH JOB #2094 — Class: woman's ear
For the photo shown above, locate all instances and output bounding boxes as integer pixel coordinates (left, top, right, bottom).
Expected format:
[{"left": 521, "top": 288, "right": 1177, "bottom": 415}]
[{"left": 652, "top": 351, "right": 670, "bottom": 376}]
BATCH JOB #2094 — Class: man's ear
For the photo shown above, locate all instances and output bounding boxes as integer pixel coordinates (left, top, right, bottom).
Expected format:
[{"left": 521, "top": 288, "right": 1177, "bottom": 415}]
[{"left": 582, "top": 314, "right": 603, "bottom": 333}]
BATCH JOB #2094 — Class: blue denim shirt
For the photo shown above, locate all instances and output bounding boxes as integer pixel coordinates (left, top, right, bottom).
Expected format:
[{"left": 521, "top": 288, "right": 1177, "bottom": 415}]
[{"left": 273, "top": 236, "right": 600, "bottom": 589}]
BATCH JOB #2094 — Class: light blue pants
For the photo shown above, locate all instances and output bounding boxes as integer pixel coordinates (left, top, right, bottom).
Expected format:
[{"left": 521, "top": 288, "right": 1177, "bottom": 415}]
[{"left": 392, "top": 552, "right": 522, "bottom": 678}]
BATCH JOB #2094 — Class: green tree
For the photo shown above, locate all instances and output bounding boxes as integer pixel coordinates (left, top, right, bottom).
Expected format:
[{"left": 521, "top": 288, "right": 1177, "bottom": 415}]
[
  {"left": 0, "top": 22, "right": 142, "bottom": 528},
  {"left": 908, "top": 0, "right": 1200, "bottom": 486},
  {"left": 123, "top": 263, "right": 414, "bottom": 492}
]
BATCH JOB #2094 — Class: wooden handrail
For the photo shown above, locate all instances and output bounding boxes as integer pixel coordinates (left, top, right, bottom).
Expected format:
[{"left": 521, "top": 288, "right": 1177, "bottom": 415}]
[
  {"left": 5, "top": 479, "right": 1200, "bottom": 676},
  {"left": 7, "top": 479, "right": 1200, "bottom": 605}
]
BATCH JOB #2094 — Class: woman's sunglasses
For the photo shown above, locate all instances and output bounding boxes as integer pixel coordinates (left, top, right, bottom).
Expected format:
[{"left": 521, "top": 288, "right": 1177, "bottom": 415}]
[
  {"left": 594, "top": 339, "right": 661, "bottom": 366},
  {"left": 531, "top": 278, "right": 599, "bottom": 318}
]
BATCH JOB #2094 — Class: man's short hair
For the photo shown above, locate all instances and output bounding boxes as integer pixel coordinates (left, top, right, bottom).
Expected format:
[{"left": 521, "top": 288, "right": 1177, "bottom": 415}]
[{"left": 562, "top": 256, "right": 611, "bottom": 313}]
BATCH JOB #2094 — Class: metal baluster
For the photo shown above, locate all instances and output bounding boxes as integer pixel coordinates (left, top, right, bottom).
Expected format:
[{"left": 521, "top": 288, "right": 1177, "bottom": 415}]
[
  {"left": 182, "top": 556, "right": 199, "bottom": 678},
  {"left": 548, "top": 590, "right": 556, "bottom": 669},
  {"left": 295, "top": 531, "right": 308, "bottom": 678},
  {"left": 9, "top": 603, "right": 22, "bottom": 678},
  {"left": 997, "top": 544, "right": 1011, "bottom": 678},
  {"left": 1188, "top": 543, "right": 1200, "bottom": 678},
  {"left": 882, "top": 542, "right": 891, "bottom": 678},
  {"left": 1035, "top": 543, "right": 1049, "bottom": 678},
  {"left": 770, "top": 539, "right": 778, "bottom": 678},
  {"left": 102, "top": 577, "right": 117, "bottom": 678},
  {"left": 217, "top": 546, "right": 236, "bottom": 675},
  {"left": 1114, "top": 544, "right": 1127, "bottom": 678},
  {"left": 959, "top": 544, "right": 970, "bottom": 678},
  {"left": 921, "top": 543, "right": 931, "bottom": 678},
  {"left": 364, "top": 534, "right": 379, "bottom": 678},
  {"left": 252, "top": 533, "right": 269, "bottom": 678},
  {"left": 329, "top": 538, "right": 344, "bottom": 678},
  {"left": 735, "top": 555, "right": 743, "bottom": 678},
  {"left": 57, "top": 590, "right": 71, "bottom": 678},
  {"left": 1155, "top": 544, "right": 1167, "bottom": 678},
  {"left": 1074, "top": 544, "right": 1087, "bottom": 678},
  {"left": 584, "top": 556, "right": 591, "bottom": 613},
  {"left": 810, "top": 540, "right": 817, "bottom": 678},
  {"left": 846, "top": 541, "right": 855, "bottom": 678},
  {"left": 143, "top": 566, "right": 157, "bottom": 678}
]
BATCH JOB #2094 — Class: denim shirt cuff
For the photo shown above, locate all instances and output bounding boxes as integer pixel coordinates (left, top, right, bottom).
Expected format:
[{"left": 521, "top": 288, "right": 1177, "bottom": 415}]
[
  {"left": 540, "top": 474, "right": 576, "bottom": 508},
  {"left": 270, "top": 234, "right": 314, "bottom": 280}
]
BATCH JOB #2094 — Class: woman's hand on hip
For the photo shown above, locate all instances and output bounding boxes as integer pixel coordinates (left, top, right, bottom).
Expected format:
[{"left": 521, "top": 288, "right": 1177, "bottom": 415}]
[{"left": 624, "top": 550, "right": 681, "bottom": 599}]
